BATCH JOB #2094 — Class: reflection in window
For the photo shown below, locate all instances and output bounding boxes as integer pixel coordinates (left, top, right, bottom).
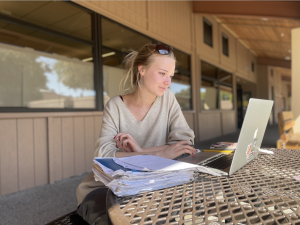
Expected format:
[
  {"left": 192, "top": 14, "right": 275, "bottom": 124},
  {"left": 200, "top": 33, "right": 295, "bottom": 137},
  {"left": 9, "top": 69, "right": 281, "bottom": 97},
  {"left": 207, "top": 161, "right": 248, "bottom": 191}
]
[
  {"left": 201, "top": 80, "right": 218, "bottom": 110},
  {"left": 170, "top": 81, "right": 191, "bottom": 110},
  {"left": 101, "top": 17, "right": 152, "bottom": 103},
  {"left": 0, "top": 43, "right": 95, "bottom": 108},
  {"left": 219, "top": 70, "right": 232, "bottom": 85},
  {"left": 219, "top": 85, "right": 233, "bottom": 110},
  {"left": 201, "top": 61, "right": 218, "bottom": 79},
  {"left": 0, "top": 1, "right": 92, "bottom": 41},
  {"left": 201, "top": 60, "right": 233, "bottom": 110}
]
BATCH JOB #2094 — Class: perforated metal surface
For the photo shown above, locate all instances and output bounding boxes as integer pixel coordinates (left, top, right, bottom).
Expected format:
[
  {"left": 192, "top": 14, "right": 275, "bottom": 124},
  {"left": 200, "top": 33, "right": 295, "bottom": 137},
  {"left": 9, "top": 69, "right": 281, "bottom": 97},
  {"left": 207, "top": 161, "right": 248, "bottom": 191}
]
[{"left": 107, "top": 149, "right": 300, "bottom": 225}]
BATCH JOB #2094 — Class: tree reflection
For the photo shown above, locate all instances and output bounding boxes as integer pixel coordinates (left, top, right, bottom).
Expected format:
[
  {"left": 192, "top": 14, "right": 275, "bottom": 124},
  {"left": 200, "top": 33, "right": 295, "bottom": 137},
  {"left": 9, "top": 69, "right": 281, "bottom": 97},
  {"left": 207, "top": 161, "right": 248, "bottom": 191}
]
[
  {"left": 0, "top": 47, "right": 48, "bottom": 107},
  {"left": 53, "top": 61, "right": 94, "bottom": 91}
]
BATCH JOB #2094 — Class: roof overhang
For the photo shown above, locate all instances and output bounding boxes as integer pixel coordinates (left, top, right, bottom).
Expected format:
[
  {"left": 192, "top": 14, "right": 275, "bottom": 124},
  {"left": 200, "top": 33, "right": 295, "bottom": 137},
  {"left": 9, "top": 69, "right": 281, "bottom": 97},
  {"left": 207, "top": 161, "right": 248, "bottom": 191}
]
[{"left": 193, "top": 1, "right": 300, "bottom": 20}]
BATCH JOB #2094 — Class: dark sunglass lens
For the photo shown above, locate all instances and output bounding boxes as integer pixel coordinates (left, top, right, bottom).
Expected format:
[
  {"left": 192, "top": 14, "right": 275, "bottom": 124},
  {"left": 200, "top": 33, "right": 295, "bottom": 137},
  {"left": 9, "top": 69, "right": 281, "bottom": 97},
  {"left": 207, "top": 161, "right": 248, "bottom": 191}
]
[
  {"left": 156, "top": 44, "right": 171, "bottom": 55},
  {"left": 158, "top": 49, "right": 169, "bottom": 55}
]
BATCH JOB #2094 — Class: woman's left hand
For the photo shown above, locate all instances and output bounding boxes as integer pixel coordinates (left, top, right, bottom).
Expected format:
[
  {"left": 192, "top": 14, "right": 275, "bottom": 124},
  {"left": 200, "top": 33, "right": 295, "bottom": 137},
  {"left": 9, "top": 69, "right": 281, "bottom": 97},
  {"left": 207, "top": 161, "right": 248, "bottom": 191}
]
[{"left": 114, "top": 132, "right": 143, "bottom": 152}]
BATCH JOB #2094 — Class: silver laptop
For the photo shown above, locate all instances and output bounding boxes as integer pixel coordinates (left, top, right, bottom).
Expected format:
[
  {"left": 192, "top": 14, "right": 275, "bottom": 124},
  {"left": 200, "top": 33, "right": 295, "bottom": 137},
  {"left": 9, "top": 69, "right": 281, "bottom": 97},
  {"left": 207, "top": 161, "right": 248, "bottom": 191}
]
[{"left": 179, "top": 98, "right": 273, "bottom": 176}]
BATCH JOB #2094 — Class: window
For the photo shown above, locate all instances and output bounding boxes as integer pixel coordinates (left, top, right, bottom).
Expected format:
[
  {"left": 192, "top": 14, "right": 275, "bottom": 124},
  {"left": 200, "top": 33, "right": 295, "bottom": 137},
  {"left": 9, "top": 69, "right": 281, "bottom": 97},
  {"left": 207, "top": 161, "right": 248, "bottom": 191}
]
[
  {"left": 170, "top": 49, "right": 192, "bottom": 110},
  {"left": 0, "top": 2, "right": 193, "bottom": 112},
  {"left": 251, "top": 61, "right": 255, "bottom": 72},
  {"left": 222, "top": 33, "right": 229, "bottom": 57},
  {"left": 0, "top": 1, "right": 97, "bottom": 110},
  {"left": 270, "top": 67, "right": 273, "bottom": 77},
  {"left": 101, "top": 17, "right": 153, "bottom": 105},
  {"left": 101, "top": 18, "right": 192, "bottom": 110},
  {"left": 203, "top": 18, "right": 213, "bottom": 47},
  {"left": 201, "top": 61, "right": 233, "bottom": 110}
]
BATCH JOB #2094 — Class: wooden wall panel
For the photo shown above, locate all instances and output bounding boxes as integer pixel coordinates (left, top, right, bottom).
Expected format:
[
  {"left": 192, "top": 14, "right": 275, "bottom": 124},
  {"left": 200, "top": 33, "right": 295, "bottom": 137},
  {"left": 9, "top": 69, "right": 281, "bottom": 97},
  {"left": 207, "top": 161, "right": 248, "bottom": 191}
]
[
  {"left": 17, "top": 119, "right": 35, "bottom": 191},
  {"left": 183, "top": 113, "right": 194, "bottom": 132},
  {"left": 221, "top": 111, "right": 236, "bottom": 135},
  {"left": 249, "top": 51, "right": 257, "bottom": 82},
  {"left": 237, "top": 41, "right": 249, "bottom": 78},
  {"left": 94, "top": 116, "right": 102, "bottom": 145},
  {"left": 74, "top": 117, "right": 85, "bottom": 175},
  {"left": 33, "top": 118, "right": 48, "bottom": 186},
  {"left": 0, "top": 120, "right": 18, "bottom": 195},
  {"left": 62, "top": 117, "right": 75, "bottom": 179},
  {"left": 219, "top": 26, "right": 237, "bottom": 72},
  {"left": 148, "top": 1, "right": 192, "bottom": 52},
  {"left": 84, "top": 117, "right": 95, "bottom": 172},
  {"left": 196, "top": 15, "right": 220, "bottom": 66},
  {"left": 53, "top": 118, "right": 63, "bottom": 182},
  {"left": 77, "top": 1, "right": 148, "bottom": 32},
  {"left": 198, "top": 113, "right": 222, "bottom": 141}
]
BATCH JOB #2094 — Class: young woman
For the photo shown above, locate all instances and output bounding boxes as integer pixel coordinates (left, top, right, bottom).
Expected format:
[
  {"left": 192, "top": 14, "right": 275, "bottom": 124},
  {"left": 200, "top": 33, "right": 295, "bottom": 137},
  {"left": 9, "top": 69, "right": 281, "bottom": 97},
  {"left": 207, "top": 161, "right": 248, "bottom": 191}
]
[{"left": 76, "top": 44, "right": 196, "bottom": 225}]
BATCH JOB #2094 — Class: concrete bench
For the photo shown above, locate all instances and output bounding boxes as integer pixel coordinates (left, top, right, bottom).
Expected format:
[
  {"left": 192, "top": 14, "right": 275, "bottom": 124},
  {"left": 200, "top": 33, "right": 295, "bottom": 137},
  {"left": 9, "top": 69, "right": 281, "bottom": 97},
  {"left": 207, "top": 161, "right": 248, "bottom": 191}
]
[{"left": 277, "top": 111, "right": 300, "bottom": 149}]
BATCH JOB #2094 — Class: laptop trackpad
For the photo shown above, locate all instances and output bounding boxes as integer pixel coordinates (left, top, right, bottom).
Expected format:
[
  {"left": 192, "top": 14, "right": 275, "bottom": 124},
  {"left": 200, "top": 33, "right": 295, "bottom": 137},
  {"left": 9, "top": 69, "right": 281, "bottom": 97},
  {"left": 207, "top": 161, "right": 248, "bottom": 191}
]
[{"left": 177, "top": 152, "right": 220, "bottom": 165}]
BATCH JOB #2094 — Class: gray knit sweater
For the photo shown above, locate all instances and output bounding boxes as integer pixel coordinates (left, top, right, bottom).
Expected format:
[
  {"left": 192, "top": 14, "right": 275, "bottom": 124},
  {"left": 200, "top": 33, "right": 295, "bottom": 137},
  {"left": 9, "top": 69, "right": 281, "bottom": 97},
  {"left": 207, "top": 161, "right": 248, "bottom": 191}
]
[{"left": 76, "top": 89, "right": 195, "bottom": 205}]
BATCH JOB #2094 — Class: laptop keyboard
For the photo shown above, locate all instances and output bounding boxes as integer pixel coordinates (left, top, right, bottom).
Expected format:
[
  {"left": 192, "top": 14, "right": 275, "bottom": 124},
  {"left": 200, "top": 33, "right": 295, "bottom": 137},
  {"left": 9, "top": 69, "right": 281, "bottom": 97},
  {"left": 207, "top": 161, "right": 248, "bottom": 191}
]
[{"left": 199, "top": 153, "right": 234, "bottom": 170}]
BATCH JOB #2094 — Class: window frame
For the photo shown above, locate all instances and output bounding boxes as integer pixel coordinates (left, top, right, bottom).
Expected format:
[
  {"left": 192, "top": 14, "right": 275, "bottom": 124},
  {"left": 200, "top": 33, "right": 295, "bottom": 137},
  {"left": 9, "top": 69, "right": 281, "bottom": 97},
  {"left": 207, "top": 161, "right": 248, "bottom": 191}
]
[
  {"left": 222, "top": 33, "right": 229, "bottom": 57},
  {"left": 201, "top": 60, "right": 234, "bottom": 111},
  {"left": 203, "top": 17, "right": 213, "bottom": 47}
]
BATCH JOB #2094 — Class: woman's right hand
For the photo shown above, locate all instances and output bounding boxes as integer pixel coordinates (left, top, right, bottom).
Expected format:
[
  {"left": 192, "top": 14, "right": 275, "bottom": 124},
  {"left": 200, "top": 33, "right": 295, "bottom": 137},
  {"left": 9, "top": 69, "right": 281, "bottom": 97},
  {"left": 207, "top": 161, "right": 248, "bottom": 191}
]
[
  {"left": 114, "top": 132, "right": 144, "bottom": 153},
  {"left": 156, "top": 140, "right": 197, "bottom": 159}
]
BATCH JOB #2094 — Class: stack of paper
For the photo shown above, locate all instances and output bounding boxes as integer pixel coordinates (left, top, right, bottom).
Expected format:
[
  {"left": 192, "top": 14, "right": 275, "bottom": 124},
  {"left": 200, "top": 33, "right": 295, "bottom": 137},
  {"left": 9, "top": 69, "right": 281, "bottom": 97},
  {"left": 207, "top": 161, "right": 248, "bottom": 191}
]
[{"left": 92, "top": 155, "right": 221, "bottom": 197}]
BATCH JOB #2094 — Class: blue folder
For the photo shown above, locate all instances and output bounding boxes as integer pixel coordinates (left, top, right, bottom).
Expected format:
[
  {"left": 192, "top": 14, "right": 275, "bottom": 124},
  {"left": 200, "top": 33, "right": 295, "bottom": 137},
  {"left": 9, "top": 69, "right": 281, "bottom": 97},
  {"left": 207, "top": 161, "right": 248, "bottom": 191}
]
[{"left": 94, "top": 158, "right": 131, "bottom": 172}]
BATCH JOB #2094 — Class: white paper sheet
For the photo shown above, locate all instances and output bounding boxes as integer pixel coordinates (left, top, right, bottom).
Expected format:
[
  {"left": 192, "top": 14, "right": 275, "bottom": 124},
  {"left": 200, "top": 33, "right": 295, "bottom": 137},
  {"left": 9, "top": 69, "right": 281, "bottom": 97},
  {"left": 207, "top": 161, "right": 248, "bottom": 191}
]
[{"left": 117, "top": 155, "right": 200, "bottom": 171}]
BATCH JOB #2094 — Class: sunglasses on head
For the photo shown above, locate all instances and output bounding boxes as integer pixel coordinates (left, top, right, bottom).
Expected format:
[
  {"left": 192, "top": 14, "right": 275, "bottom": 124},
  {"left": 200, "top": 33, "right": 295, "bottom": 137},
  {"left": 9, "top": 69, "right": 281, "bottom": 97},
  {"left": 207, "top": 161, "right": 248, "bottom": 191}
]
[{"left": 154, "top": 44, "right": 173, "bottom": 55}]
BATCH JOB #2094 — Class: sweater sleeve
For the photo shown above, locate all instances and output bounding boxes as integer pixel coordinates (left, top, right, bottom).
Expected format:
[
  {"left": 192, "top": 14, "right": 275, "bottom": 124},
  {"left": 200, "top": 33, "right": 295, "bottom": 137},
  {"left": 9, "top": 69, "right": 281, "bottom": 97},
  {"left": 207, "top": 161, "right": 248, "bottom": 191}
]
[
  {"left": 167, "top": 91, "right": 195, "bottom": 146},
  {"left": 94, "top": 99, "right": 121, "bottom": 158}
]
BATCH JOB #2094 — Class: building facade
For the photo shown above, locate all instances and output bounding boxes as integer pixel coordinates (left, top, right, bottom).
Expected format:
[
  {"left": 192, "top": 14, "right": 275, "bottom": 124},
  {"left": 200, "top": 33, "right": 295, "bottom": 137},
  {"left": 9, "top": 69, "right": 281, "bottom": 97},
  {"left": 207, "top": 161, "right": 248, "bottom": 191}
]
[{"left": 0, "top": 1, "right": 292, "bottom": 196}]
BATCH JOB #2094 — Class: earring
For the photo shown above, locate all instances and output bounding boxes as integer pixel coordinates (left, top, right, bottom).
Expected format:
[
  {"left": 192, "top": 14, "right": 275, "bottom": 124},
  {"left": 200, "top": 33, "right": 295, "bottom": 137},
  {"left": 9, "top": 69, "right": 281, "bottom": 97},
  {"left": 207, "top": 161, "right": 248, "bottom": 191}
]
[
  {"left": 138, "top": 79, "right": 142, "bottom": 87},
  {"left": 138, "top": 74, "right": 143, "bottom": 87}
]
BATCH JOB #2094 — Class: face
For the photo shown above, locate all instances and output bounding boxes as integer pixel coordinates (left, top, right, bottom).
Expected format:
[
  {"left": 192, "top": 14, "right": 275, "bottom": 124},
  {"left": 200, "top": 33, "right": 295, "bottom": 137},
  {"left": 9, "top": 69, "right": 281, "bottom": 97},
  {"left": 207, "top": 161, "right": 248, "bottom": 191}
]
[{"left": 139, "top": 54, "right": 175, "bottom": 96}]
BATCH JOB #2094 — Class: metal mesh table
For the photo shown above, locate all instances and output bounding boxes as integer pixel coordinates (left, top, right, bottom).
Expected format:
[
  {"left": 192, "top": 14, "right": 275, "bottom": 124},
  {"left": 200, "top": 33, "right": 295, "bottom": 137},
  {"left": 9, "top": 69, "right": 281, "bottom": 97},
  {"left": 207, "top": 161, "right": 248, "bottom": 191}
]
[{"left": 106, "top": 149, "right": 300, "bottom": 225}]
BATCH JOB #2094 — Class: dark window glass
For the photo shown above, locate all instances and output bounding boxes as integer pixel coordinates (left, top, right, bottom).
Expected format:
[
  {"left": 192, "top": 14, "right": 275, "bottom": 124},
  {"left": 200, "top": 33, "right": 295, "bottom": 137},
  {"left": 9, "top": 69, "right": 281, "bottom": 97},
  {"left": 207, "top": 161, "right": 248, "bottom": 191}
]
[
  {"left": 201, "top": 61, "right": 218, "bottom": 79},
  {"left": 201, "top": 60, "right": 233, "bottom": 110},
  {"left": 171, "top": 48, "right": 192, "bottom": 110},
  {"left": 0, "top": 2, "right": 92, "bottom": 41},
  {"left": 219, "top": 70, "right": 232, "bottom": 85},
  {"left": 203, "top": 18, "right": 213, "bottom": 47},
  {"left": 270, "top": 68, "right": 273, "bottom": 77},
  {"left": 222, "top": 33, "right": 229, "bottom": 57},
  {"left": 0, "top": 2, "right": 95, "bottom": 109}
]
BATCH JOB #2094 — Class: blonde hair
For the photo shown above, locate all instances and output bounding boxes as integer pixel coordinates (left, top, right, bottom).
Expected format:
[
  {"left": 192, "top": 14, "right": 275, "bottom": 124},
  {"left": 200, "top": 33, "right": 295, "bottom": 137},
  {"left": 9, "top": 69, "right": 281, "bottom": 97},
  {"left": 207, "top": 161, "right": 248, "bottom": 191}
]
[{"left": 120, "top": 44, "right": 176, "bottom": 94}]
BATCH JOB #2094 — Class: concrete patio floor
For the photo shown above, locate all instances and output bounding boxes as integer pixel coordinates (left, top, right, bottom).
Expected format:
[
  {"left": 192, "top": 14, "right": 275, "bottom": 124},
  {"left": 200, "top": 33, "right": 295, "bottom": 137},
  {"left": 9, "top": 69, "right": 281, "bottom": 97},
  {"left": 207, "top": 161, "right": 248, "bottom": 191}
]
[{"left": 0, "top": 124, "right": 279, "bottom": 225}]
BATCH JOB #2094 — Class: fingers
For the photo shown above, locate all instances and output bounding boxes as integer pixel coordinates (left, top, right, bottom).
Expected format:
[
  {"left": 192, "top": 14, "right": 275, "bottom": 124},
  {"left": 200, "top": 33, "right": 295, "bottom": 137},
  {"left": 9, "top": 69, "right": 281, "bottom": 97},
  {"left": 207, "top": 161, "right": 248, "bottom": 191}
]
[
  {"left": 122, "top": 139, "right": 143, "bottom": 152},
  {"left": 172, "top": 142, "right": 197, "bottom": 154},
  {"left": 114, "top": 132, "right": 135, "bottom": 148},
  {"left": 180, "top": 148, "right": 197, "bottom": 157}
]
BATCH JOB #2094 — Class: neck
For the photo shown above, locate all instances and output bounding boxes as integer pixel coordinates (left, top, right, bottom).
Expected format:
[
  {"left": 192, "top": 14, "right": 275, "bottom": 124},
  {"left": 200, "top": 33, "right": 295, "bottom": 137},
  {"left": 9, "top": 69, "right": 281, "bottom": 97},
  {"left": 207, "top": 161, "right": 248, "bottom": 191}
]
[{"left": 133, "top": 87, "right": 156, "bottom": 107}]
